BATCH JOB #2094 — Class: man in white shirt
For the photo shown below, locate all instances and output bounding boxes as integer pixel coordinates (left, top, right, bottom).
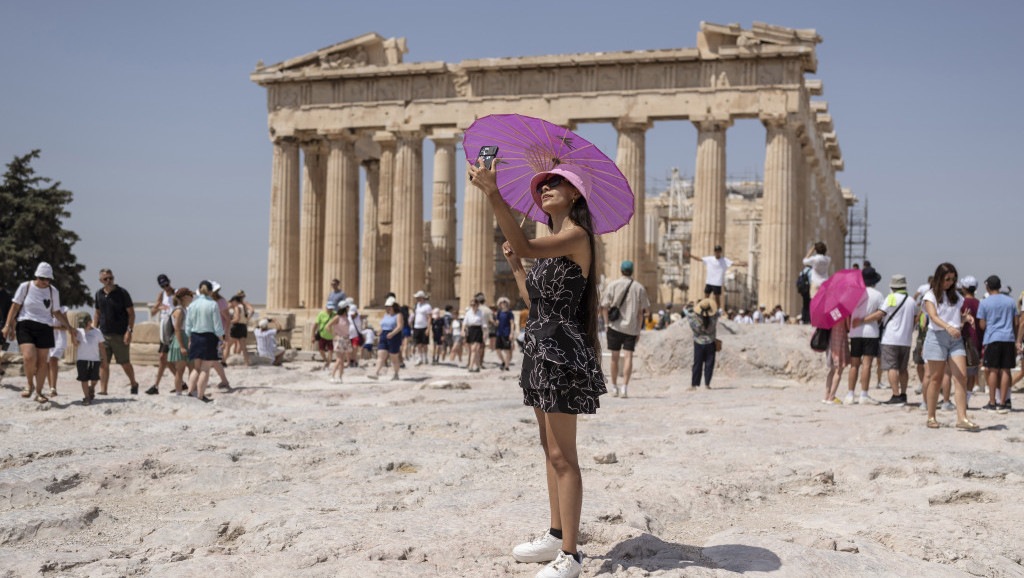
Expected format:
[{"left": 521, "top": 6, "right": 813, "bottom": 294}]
[
  {"left": 802, "top": 242, "right": 832, "bottom": 297},
  {"left": 752, "top": 305, "right": 766, "bottom": 324},
  {"left": 411, "top": 291, "right": 432, "bottom": 366},
  {"left": 254, "top": 318, "right": 285, "bottom": 365},
  {"left": 879, "top": 274, "right": 918, "bottom": 405},
  {"left": 846, "top": 266, "right": 885, "bottom": 405},
  {"left": 685, "top": 245, "right": 745, "bottom": 310}
]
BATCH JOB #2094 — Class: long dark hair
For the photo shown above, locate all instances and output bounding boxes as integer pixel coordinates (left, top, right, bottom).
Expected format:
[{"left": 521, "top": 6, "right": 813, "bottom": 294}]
[
  {"left": 547, "top": 196, "right": 601, "bottom": 358},
  {"left": 929, "top": 262, "right": 961, "bottom": 306}
]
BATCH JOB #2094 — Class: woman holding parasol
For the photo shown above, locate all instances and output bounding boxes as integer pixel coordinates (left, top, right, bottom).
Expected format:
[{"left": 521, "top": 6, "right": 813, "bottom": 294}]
[{"left": 466, "top": 113, "right": 633, "bottom": 578}]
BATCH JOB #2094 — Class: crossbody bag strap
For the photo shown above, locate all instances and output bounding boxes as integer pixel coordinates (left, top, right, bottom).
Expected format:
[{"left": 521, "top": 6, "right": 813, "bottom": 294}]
[
  {"left": 49, "top": 286, "right": 55, "bottom": 318},
  {"left": 616, "top": 279, "right": 634, "bottom": 310},
  {"left": 884, "top": 293, "right": 907, "bottom": 328}
]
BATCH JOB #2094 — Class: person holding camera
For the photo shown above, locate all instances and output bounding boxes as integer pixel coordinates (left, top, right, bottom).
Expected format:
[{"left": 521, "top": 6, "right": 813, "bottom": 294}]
[{"left": 600, "top": 260, "right": 649, "bottom": 398}]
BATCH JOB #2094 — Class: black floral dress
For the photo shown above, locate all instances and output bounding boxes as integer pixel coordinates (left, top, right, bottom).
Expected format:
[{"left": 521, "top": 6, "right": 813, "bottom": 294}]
[{"left": 520, "top": 256, "right": 607, "bottom": 414}]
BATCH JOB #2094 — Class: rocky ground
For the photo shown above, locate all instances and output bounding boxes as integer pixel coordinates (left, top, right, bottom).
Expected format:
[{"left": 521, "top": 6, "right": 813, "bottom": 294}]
[{"left": 1, "top": 324, "right": 1022, "bottom": 577}]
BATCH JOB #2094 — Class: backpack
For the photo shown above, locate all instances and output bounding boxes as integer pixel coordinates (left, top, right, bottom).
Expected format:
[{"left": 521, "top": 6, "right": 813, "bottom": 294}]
[
  {"left": 810, "top": 327, "right": 831, "bottom": 352},
  {"left": 796, "top": 266, "right": 812, "bottom": 296}
]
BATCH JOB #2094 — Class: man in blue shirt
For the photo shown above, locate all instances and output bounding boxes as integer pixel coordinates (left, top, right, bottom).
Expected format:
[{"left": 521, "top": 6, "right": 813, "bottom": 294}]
[{"left": 976, "top": 275, "right": 1019, "bottom": 413}]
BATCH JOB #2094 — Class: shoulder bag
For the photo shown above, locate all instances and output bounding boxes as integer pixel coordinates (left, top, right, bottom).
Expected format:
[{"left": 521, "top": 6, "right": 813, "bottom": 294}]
[{"left": 607, "top": 279, "right": 633, "bottom": 322}]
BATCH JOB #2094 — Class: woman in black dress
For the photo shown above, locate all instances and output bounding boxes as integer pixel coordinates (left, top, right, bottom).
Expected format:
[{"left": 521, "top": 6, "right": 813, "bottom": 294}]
[{"left": 469, "top": 161, "right": 605, "bottom": 577}]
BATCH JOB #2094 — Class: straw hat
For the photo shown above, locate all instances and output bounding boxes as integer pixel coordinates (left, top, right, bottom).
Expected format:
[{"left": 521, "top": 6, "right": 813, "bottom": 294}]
[{"left": 696, "top": 298, "right": 716, "bottom": 316}]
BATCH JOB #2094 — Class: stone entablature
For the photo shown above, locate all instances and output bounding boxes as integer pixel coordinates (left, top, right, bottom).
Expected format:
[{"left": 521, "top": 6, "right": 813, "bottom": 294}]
[{"left": 253, "top": 22, "right": 851, "bottom": 316}]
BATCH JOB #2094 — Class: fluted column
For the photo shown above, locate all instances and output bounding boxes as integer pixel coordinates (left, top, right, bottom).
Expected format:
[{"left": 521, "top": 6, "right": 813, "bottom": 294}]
[
  {"left": 374, "top": 132, "right": 396, "bottom": 303},
  {"left": 605, "top": 119, "right": 651, "bottom": 289},
  {"left": 689, "top": 118, "right": 731, "bottom": 303},
  {"left": 323, "top": 133, "right": 360, "bottom": 304},
  {"left": 429, "top": 133, "right": 458, "bottom": 304},
  {"left": 760, "top": 117, "right": 800, "bottom": 315},
  {"left": 299, "top": 140, "right": 326, "bottom": 309},
  {"left": 359, "top": 159, "right": 381, "bottom": 307},
  {"left": 460, "top": 166, "right": 494, "bottom": 311},
  {"left": 390, "top": 131, "right": 424, "bottom": 304},
  {"left": 266, "top": 138, "right": 301, "bottom": 309}
]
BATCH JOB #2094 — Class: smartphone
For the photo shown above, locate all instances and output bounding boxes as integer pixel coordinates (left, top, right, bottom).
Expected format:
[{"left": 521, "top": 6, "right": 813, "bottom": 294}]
[{"left": 470, "top": 146, "right": 498, "bottom": 181}]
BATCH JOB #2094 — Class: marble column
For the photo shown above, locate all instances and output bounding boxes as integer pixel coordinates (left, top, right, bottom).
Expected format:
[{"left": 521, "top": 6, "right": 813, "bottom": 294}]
[
  {"left": 760, "top": 117, "right": 800, "bottom": 315},
  {"left": 460, "top": 167, "right": 494, "bottom": 311},
  {"left": 689, "top": 119, "right": 731, "bottom": 303},
  {"left": 299, "top": 139, "right": 326, "bottom": 309},
  {"left": 429, "top": 134, "right": 458, "bottom": 304},
  {"left": 323, "top": 133, "right": 360, "bottom": 304},
  {"left": 373, "top": 132, "right": 396, "bottom": 303},
  {"left": 389, "top": 131, "right": 424, "bottom": 304},
  {"left": 266, "top": 138, "right": 301, "bottom": 309},
  {"left": 359, "top": 159, "right": 380, "bottom": 307},
  {"left": 605, "top": 119, "right": 651, "bottom": 289}
]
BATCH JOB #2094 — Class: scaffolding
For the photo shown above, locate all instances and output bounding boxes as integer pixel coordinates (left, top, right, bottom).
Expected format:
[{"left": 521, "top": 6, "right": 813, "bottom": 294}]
[{"left": 845, "top": 197, "right": 868, "bottom": 267}]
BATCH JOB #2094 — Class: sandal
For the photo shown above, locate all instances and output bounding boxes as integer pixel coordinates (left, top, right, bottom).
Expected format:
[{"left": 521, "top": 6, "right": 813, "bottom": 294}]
[
  {"left": 20, "top": 389, "right": 32, "bottom": 398},
  {"left": 926, "top": 417, "right": 940, "bottom": 429},
  {"left": 955, "top": 418, "right": 980, "bottom": 431},
  {"left": 82, "top": 398, "right": 91, "bottom": 406},
  {"left": 49, "top": 389, "right": 57, "bottom": 397},
  {"left": 34, "top": 394, "right": 49, "bottom": 403}
]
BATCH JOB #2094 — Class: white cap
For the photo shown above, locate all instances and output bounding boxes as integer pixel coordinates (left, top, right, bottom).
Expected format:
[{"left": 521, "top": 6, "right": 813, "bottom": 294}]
[
  {"left": 34, "top": 262, "right": 54, "bottom": 279},
  {"left": 414, "top": 290, "right": 427, "bottom": 299},
  {"left": 384, "top": 296, "right": 397, "bottom": 307},
  {"left": 345, "top": 297, "right": 355, "bottom": 305},
  {"left": 211, "top": 281, "right": 222, "bottom": 293},
  {"left": 258, "top": 318, "right": 269, "bottom": 329}
]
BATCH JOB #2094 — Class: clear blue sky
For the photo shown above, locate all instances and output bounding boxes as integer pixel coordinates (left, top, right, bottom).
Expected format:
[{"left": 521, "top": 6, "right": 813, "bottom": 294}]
[{"left": 2, "top": 0, "right": 1022, "bottom": 306}]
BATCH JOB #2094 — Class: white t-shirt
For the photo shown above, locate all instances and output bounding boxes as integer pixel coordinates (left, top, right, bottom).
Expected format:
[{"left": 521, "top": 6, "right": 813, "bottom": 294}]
[
  {"left": 923, "top": 289, "right": 962, "bottom": 332},
  {"left": 802, "top": 254, "right": 831, "bottom": 286},
  {"left": 702, "top": 256, "right": 733, "bottom": 286},
  {"left": 413, "top": 302, "right": 432, "bottom": 329},
  {"left": 914, "top": 283, "right": 931, "bottom": 306},
  {"left": 348, "top": 312, "right": 361, "bottom": 339},
  {"left": 13, "top": 281, "right": 60, "bottom": 326},
  {"left": 464, "top": 308, "right": 484, "bottom": 327},
  {"left": 773, "top": 311, "right": 786, "bottom": 324},
  {"left": 752, "top": 311, "right": 765, "bottom": 323},
  {"left": 880, "top": 292, "right": 919, "bottom": 347},
  {"left": 76, "top": 328, "right": 104, "bottom": 362},
  {"left": 849, "top": 287, "right": 884, "bottom": 339},
  {"left": 254, "top": 328, "right": 278, "bottom": 358},
  {"left": 361, "top": 327, "right": 376, "bottom": 346}
]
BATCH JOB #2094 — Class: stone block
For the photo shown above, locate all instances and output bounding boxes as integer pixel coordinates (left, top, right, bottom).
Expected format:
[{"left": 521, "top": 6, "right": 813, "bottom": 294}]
[
  {"left": 261, "top": 311, "right": 295, "bottom": 331},
  {"left": 133, "top": 321, "right": 161, "bottom": 344},
  {"left": 129, "top": 343, "right": 161, "bottom": 367}
]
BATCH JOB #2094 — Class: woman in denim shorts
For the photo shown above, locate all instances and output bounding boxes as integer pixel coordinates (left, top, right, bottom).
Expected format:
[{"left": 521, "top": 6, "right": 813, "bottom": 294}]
[{"left": 921, "top": 263, "right": 979, "bottom": 430}]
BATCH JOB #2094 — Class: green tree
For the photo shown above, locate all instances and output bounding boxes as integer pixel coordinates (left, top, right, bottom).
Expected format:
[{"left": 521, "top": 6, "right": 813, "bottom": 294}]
[{"left": 0, "top": 150, "right": 92, "bottom": 306}]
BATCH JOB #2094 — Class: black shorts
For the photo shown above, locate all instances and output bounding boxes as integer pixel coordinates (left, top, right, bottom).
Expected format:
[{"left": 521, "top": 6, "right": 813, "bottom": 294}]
[
  {"left": 16, "top": 320, "right": 55, "bottom": 349},
  {"left": 606, "top": 328, "right": 638, "bottom": 352},
  {"left": 158, "top": 342, "right": 170, "bottom": 354},
  {"left": 413, "top": 327, "right": 429, "bottom": 345},
  {"left": 983, "top": 341, "right": 1017, "bottom": 370},
  {"left": 76, "top": 360, "right": 101, "bottom": 382},
  {"left": 850, "top": 337, "right": 880, "bottom": 358},
  {"left": 189, "top": 332, "right": 220, "bottom": 361},
  {"left": 488, "top": 330, "right": 497, "bottom": 339},
  {"left": 704, "top": 284, "right": 722, "bottom": 296},
  {"left": 496, "top": 335, "right": 511, "bottom": 350},
  {"left": 230, "top": 323, "right": 248, "bottom": 339},
  {"left": 466, "top": 326, "right": 484, "bottom": 344}
]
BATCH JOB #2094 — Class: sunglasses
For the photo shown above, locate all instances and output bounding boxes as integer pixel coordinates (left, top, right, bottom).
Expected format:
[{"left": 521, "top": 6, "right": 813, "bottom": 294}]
[{"left": 536, "top": 175, "right": 566, "bottom": 195}]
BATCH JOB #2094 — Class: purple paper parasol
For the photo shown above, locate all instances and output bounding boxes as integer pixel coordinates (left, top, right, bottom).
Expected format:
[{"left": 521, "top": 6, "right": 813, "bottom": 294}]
[{"left": 463, "top": 114, "right": 634, "bottom": 235}]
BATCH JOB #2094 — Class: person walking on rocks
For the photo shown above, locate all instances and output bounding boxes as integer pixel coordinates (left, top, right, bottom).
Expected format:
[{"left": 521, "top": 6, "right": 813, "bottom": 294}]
[
  {"left": 74, "top": 313, "right": 105, "bottom": 405},
  {"left": 368, "top": 296, "right": 403, "bottom": 381},
  {"left": 803, "top": 242, "right": 831, "bottom": 298},
  {"left": 687, "top": 298, "right": 720, "bottom": 390},
  {"left": 879, "top": 275, "right": 918, "bottom": 405},
  {"left": 958, "top": 277, "right": 983, "bottom": 399},
  {"left": 412, "top": 291, "right": 432, "bottom": 366},
  {"left": 2, "top": 262, "right": 76, "bottom": 403},
  {"left": 227, "top": 294, "right": 250, "bottom": 367},
  {"left": 921, "top": 263, "right": 979, "bottom": 430},
  {"left": 600, "top": 260, "right": 650, "bottom": 398},
  {"left": 325, "top": 278, "right": 346, "bottom": 311},
  {"left": 146, "top": 274, "right": 175, "bottom": 395},
  {"left": 845, "top": 266, "right": 884, "bottom": 405},
  {"left": 185, "top": 280, "right": 223, "bottom": 402},
  {"left": 94, "top": 269, "right": 140, "bottom": 395},
  {"left": 45, "top": 305, "right": 70, "bottom": 397},
  {"left": 495, "top": 296, "right": 516, "bottom": 372},
  {"left": 312, "top": 301, "right": 336, "bottom": 370},
  {"left": 470, "top": 158, "right": 606, "bottom": 578},
  {"left": 977, "top": 275, "right": 1019, "bottom": 413},
  {"left": 167, "top": 287, "right": 193, "bottom": 394},
  {"left": 328, "top": 303, "right": 351, "bottom": 383},
  {"left": 463, "top": 297, "right": 486, "bottom": 372},
  {"left": 823, "top": 317, "right": 850, "bottom": 404}
]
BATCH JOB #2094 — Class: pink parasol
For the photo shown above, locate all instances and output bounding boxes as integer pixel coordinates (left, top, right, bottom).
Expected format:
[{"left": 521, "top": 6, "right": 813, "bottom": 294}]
[
  {"left": 463, "top": 114, "right": 634, "bottom": 235},
  {"left": 810, "top": 269, "right": 866, "bottom": 329}
]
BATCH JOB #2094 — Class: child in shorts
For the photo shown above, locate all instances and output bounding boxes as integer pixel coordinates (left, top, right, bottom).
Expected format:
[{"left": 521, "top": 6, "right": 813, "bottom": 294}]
[{"left": 76, "top": 314, "right": 106, "bottom": 405}]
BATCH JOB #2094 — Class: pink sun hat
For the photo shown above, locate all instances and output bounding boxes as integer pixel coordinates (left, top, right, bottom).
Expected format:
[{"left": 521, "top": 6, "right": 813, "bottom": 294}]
[{"left": 528, "top": 165, "right": 594, "bottom": 212}]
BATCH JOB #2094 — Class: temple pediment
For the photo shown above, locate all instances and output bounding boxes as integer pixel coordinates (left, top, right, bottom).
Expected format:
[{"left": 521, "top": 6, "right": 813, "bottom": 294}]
[
  {"left": 698, "top": 21, "right": 821, "bottom": 72},
  {"left": 256, "top": 32, "right": 408, "bottom": 74}
]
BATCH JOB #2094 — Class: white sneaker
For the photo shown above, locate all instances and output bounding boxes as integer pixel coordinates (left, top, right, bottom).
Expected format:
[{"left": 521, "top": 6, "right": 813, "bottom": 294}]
[
  {"left": 876, "top": 381, "right": 887, "bottom": 390},
  {"left": 512, "top": 531, "right": 562, "bottom": 563},
  {"left": 940, "top": 401, "right": 956, "bottom": 411},
  {"left": 843, "top": 392, "right": 856, "bottom": 405},
  {"left": 919, "top": 402, "right": 927, "bottom": 410},
  {"left": 620, "top": 386, "right": 628, "bottom": 399},
  {"left": 914, "top": 385, "right": 923, "bottom": 395},
  {"left": 536, "top": 550, "right": 582, "bottom": 578},
  {"left": 611, "top": 386, "right": 619, "bottom": 398},
  {"left": 857, "top": 393, "right": 880, "bottom": 405}
]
